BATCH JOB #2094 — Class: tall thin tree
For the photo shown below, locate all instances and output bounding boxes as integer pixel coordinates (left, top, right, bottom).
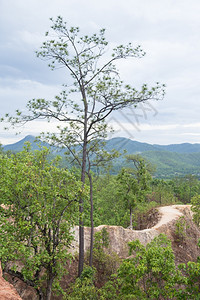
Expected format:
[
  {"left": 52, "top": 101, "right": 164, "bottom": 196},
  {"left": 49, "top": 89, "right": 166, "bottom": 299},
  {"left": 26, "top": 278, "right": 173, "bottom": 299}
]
[{"left": 2, "top": 16, "right": 165, "bottom": 276}]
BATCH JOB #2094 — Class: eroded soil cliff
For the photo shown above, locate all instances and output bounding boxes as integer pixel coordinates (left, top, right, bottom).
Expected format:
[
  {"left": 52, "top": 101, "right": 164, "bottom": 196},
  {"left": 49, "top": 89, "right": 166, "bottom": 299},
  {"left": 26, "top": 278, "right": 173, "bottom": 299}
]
[
  {"left": 2, "top": 205, "right": 200, "bottom": 299},
  {"left": 71, "top": 205, "right": 200, "bottom": 263},
  {"left": 0, "top": 262, "right": 22, "bottom": 300}
]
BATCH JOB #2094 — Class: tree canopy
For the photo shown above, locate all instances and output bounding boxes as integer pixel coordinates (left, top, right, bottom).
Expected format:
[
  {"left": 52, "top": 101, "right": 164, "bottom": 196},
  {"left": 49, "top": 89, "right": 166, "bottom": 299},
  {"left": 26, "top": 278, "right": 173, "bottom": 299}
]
[{"left": 0, "top": 144, "right": 86, "bottom": 299}]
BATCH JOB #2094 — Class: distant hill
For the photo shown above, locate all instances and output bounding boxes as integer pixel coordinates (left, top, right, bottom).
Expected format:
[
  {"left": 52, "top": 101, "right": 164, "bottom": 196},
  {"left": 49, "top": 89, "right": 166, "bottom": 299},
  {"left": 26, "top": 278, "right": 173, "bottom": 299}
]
[
  {"left": 142, "top": 151, "right": 200, "bottom": 178},
  {"left": 105, "top": 137, "right": 200, "bottom": 154},
  {"left": 3, "top": 135, "right": 200, "bottom": 178},
  {"left": 105, "top": 137, "right": 159, "bottom": 153},
  {"left": 153, "top": 143, "right": 200, "bottom": 153},
  {"left": 3, "top": 135, "right": 45, "bottom": 152},
  {"left": 3, "top": 135, "right": 61, "bottom": 154}
]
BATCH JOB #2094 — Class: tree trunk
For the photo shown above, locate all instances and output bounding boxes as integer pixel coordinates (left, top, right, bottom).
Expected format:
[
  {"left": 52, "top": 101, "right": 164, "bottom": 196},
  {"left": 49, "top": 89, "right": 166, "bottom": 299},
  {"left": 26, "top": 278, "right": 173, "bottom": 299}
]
[
  {"left": 78, "top": 205, "right": 84, "bottom": 276},
  {"left": 78, "top": 138, "right": 87, "bottom": 277},
  {"left": 88, "top": 173, "right": 94, "bottom": 267},
  {"left": 130, "top": 207, "right": 133, "bottom": 230},
  {"left": 78, "top": 86, "right": 88, "bottom": 277},
  {"left": 46, "top": 273, "right": 54, "bottom": 300}
]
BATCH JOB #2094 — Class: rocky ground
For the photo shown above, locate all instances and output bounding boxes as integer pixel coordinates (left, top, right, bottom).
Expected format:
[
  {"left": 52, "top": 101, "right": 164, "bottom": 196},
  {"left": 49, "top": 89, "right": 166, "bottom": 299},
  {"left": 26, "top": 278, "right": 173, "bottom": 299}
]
[{"left": 0, "top": 262, "right": 22, "bottom": 300}]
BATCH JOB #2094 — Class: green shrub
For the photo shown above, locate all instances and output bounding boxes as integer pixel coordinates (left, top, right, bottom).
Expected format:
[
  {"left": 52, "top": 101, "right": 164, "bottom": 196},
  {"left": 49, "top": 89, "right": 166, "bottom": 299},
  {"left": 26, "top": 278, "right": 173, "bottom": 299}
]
[{"left": 174, "top": 216, "right": 187, "bottom": 242}]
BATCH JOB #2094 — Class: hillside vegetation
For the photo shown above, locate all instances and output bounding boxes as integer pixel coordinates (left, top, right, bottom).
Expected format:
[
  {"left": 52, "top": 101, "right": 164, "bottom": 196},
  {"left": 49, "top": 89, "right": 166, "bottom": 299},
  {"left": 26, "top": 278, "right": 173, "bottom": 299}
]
[
  {"left": 1, "top": 143, "right": 200, "bottom": 299},
  {"left": 3, "top": 135, "right": 200, "bottom": 178}
]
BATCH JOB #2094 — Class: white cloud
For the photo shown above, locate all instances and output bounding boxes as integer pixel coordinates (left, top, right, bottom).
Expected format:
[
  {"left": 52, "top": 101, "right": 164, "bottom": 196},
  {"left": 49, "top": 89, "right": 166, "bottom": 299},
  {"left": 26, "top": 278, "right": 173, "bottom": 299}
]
[
  {"left": 1, "top": 0, "right": 200, "bottom": 145},
  {"left": 0, "top": 78, "right": 61, "bottom": 115}
]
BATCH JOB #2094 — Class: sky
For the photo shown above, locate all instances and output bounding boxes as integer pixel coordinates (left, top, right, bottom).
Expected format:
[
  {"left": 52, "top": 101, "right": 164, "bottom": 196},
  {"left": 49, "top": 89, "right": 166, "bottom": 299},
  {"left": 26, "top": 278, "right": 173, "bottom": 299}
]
[{"left": 0, "top": 0, "right": 200, "bottom": 145}]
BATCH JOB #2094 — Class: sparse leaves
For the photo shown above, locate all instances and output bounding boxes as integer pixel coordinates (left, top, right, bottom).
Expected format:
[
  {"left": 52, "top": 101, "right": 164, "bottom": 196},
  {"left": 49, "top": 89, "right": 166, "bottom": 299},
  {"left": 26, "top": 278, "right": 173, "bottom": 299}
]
[
  {"left": 1, "top": 16, "right": 165, "bottom": 148},
  {"left": 0, "top": 16, "right": 165, "bottom": 278}
]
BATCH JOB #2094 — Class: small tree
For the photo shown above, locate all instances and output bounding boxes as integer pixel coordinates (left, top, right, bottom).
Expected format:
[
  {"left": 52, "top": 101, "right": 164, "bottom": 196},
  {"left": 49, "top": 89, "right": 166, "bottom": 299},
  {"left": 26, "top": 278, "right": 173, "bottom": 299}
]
[
  {"left": 117, "top": 168, "right": 138, "bottom": 229},
  {"left": 93, "top": 175, "right": 125, "bottom": 227},
  {"left": 2, "top": 16, "right": 165, "bottom": 275},
  {"left": 151, "top": 179, "right": 177, "bottom": 205},
  {"left": 125, "top": 154, "right": 153, "bottom": 186},
  {"left": 0, "top": 145, "right": 85, "bottom": 300},
  {"left": 117, "top": 234, "right": 183, "bottom": 299},
  {"left": 178, "top": 260, "right": 200, "bottom": 298},
  {"left": 173, "top": 175, "right": 199, "bottom": 204},
  {"left": 117, "top": 155, "right": 152, "bottom": 228},
  {"left": 191, "top": 194, "right": 200, "bottom": 226}
]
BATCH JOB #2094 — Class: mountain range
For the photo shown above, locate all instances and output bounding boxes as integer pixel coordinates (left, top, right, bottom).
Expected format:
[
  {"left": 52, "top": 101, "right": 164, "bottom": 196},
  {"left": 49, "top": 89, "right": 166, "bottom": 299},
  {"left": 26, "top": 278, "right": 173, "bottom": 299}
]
[{"left": 3, "top": 135, "right": 200, "bottom": 178}]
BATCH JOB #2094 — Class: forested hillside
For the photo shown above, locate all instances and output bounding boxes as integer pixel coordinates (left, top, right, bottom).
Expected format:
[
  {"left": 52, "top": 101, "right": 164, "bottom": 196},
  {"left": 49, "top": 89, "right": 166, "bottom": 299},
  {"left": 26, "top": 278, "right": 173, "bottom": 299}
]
[{"left": 3, "top": 135, "right": 200, "bottom": 178}]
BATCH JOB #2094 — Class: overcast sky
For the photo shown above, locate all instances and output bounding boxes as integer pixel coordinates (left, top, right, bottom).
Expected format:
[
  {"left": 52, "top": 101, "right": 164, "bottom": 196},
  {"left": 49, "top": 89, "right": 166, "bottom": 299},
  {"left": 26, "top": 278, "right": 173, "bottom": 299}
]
[{"left": 1, "top": 0, "right": 200, "bottom": 145}]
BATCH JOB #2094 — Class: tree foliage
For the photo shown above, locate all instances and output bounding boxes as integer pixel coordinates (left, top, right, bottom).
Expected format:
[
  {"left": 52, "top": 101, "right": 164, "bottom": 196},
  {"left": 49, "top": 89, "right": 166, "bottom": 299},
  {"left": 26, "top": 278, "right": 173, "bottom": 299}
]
[
  {"left": 191, "top": 194, "right": 200, "bottom": 226},
  {"left": 0, "top": 145, "right": 85, "bottom": 300},
  {"left": 117, "top": 155, "right": 152, "bottom": 228},
  {"left": 150, "top": 178, "right": 177, "bottom": 205},
  {"left": 173, "top": 175, "right": 200, "bottom": 203},
  {"left": 67, "top": 234, "right": 200, "bottom": 299},
  {"left": 116, "top": 234, "right": 183, "bottom": 299}
]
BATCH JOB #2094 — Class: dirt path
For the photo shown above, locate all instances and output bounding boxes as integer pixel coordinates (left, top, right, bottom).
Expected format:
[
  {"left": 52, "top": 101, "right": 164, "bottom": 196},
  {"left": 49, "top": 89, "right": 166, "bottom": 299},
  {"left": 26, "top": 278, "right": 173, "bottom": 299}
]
[{"left": 152, "top": 205, "right": 191, "bottom": 229}]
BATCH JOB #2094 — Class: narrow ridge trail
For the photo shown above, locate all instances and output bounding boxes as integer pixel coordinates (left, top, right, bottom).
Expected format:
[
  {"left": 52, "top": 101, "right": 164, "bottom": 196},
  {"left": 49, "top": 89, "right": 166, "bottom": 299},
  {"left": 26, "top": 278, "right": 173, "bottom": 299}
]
[
  {"left": 152, "top": 205, "right": 192, "bottom": 229},
  {"left": 71, "top": 205, "right": 194, "bottom": 257}
]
